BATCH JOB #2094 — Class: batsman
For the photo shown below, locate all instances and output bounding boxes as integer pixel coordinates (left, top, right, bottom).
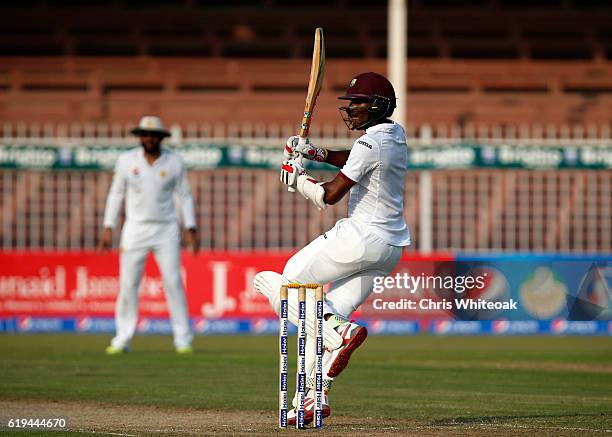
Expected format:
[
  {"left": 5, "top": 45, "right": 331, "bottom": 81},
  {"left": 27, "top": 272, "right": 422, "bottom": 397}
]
[{"left": 254, "top": 72, "right": 410, "bottom": 424}]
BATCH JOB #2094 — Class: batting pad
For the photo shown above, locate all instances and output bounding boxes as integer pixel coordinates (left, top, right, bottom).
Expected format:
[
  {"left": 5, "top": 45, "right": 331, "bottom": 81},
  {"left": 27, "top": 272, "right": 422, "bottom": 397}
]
[{"left": 253, "top": 271, "right": 343, "bottom": 351}]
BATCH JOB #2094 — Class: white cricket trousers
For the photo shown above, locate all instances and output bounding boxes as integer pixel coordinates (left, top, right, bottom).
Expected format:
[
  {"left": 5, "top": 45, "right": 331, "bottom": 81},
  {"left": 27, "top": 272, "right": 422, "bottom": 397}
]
[
  {"left": 283, "top": 218, "right": 404, "bottom": 319},
  {"left": 283, "top": 217, "right": 404, "bottom": 395},
  {"left": 110, "top": 222, "right": 193, "bottom": 350}
]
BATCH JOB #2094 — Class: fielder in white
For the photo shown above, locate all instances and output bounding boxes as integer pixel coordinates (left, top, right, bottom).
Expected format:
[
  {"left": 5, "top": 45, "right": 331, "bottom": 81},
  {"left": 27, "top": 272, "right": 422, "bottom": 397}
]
[
  {"left": 99, "top": 116, "right": 198, "bottom": 355},
  {"left": 254, "top": 72, "right": 410, "bottom": 424}
]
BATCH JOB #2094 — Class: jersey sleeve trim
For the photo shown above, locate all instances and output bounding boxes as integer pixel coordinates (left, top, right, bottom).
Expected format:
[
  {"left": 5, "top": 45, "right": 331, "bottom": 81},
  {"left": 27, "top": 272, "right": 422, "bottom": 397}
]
[{"left": 338, "top": 170, "right": 356, "bottom": 183}]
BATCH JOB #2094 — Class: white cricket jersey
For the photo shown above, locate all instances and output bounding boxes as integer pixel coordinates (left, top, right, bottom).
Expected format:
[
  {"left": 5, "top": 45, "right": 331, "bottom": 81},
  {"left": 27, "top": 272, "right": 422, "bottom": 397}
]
[
  {"left": 339, "top": 122, "right": 411, "bottom": 246},
  {"left": 103, "top": 147, "right": 196, "bottom": 230}
]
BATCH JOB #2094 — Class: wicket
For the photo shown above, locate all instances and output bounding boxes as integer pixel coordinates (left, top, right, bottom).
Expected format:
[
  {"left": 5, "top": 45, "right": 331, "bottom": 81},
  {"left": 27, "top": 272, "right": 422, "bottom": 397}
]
[{"left": 279, "top": 283, "right": 324, "bottom": 429}]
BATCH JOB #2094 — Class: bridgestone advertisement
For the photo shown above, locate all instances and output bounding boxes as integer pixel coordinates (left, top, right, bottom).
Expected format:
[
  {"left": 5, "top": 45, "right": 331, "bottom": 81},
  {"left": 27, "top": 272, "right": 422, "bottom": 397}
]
[{"left": 1, "top": 143, "right": 611, "bottom": 170}]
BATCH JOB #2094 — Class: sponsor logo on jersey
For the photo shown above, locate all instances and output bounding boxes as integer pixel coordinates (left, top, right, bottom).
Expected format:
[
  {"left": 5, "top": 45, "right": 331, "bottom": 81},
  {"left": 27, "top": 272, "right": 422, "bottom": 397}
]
[
  {"left": 132, "top": 167, "right": 140, "bottom": 176},
  {"left": 159, "top": 170, "right": 167, "bottom": 178},
  {"left": 357, "top": 140, "right": 372, "bottom": 149}
]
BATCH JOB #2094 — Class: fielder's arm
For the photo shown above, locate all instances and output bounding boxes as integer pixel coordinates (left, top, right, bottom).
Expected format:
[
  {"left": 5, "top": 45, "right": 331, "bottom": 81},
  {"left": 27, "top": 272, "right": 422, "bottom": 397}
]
[
  {"left": 175, "top": 159, "right": 198, "bottom": 254},
  {"left": 175, "top": 161, "right": 197, "bottom": 230},
  {"left": 98, "top": 157, "right": 126, "bottom": 252}
]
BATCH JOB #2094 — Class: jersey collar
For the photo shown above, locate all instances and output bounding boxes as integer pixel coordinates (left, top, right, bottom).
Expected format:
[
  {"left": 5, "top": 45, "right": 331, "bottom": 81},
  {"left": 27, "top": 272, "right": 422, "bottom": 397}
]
[
  {"left": 365, "top": 121, "right": 395, "bottom": 135},
  {"left": 139, "top": 146, "right": 167, "bottom": 166}
]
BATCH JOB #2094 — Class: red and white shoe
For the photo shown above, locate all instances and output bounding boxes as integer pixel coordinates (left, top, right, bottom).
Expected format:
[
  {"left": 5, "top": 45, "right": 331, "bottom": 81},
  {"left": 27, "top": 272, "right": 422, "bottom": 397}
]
[
  {"left": 327, "top": 321, "right": 368, "bottom": 378},
  {"left": 287, "top": 390, "right": 331, "bottom": 426}
]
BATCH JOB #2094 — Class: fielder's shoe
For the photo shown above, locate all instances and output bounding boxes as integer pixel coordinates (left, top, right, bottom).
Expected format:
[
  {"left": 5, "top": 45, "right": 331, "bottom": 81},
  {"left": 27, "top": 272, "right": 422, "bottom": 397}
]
[
  {"left": 327, "top": 321, "right": 368, "bottom": 378},
  {"left": 105, "top": 345, "right": 127, "bottom": 355},
  {"left": 176, "top": 346, "right": 194, "bottom": 354},
  {"left": 287, "top": 390, "right": 331, "bottom": 426}
]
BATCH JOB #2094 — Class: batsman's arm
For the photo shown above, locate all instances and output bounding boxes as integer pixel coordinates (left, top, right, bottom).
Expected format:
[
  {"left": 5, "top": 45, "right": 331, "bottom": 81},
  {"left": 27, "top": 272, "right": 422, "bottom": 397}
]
[
  {"left": 324, "top": 150, "right": 351, "bottom": 168},
  {"left": 326, "top": 134, "right": 380, "bottom": 170},
  {"left": 320, "top": 135, "right": 378, "bottom": 204},
  {"left": 285, "top": 136, "right": 349, "bottom": 168},
  {"left": 321, "top": 172, "right": 355, "bottom": 205},
  {"left": 294, "top": 170, "right": 355, "bottom": 210}
]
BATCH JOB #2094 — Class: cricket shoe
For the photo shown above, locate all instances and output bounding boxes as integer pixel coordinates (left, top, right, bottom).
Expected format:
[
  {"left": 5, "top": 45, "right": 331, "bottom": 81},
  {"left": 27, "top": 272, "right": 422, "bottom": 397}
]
[
  {"left": 105, "top": 345, "right": 127, "bottom": 355},
  {"left": 287, "top": 391, "right": 331, "bottom": 426},
  {"left": 176, "top": 346, "right": 194, "bottom": 354},
  {"left": 327, "top": 321, "right": 368, "bottom": 378}
]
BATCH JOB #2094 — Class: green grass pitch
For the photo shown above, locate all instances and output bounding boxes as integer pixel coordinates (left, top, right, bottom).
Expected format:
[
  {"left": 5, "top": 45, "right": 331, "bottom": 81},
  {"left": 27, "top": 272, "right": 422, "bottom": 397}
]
[{"left": 0, "top": 334, "right": 611, "bottom": 435}]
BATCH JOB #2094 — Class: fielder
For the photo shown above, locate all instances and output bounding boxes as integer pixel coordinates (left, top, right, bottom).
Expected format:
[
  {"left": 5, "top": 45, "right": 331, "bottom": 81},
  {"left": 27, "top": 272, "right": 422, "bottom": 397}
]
[
  {"left": 99, "top": 116, "right": 198, "bottom": 355},
  {"left": 254, "top": 72, "right": 410, "bottom": 424}
]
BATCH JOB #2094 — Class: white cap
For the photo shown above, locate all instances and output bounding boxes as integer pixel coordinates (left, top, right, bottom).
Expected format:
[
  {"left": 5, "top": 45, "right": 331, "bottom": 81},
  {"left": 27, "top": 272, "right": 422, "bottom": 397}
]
[{"left": 130, "top": 115, "right": 171, "bottom": 137}]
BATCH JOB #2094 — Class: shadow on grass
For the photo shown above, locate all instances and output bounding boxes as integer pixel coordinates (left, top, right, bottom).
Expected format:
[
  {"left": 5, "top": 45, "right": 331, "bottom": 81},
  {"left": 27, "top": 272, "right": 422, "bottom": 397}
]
[{"left": 430, "top": 412, "right": 606, "bottom": 426}]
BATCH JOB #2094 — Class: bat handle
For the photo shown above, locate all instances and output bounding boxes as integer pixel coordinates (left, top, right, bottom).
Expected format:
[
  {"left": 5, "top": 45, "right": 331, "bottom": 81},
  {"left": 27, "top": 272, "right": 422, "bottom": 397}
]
[
  {"left": 295, "top": 136, "right": 306, "bottom": 167},
  {"left": 287, "top": 145, "right": 304, "bottom": 192}
]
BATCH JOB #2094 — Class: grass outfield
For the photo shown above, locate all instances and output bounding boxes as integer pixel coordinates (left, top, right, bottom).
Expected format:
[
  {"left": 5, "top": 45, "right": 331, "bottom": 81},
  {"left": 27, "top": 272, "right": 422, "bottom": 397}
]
[{"left": 0, "top": 335, "right": 611, "bottom": 436}]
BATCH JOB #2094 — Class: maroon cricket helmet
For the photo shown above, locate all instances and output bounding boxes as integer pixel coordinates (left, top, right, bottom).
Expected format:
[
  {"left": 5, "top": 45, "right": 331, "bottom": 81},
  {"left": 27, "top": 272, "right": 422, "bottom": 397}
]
[
  {"left": 338, "top": 72, "right": 396, "bottom": 102},
  {"left": 337, "top": 72, "right": 397, "bottom": 130}
]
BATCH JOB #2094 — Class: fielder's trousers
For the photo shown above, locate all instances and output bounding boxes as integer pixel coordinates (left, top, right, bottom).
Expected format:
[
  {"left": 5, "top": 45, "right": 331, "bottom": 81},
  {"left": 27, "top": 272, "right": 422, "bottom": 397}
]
[{"left": 110, "top": 221, "right": 193, "bottom": 349}]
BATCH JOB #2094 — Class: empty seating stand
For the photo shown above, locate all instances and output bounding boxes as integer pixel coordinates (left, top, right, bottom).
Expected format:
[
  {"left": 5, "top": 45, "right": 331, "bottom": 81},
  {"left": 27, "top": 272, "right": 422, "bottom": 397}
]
[
  {"left": 0, "top": 0, "right": 610, "bottom": 128},
  {"left": 1, "top": 58, "right": 611, "bottom": 129}
]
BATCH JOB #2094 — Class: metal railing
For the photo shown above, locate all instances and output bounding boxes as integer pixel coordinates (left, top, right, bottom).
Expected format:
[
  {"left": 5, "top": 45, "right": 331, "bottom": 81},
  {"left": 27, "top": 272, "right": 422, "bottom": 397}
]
[
  {"left": 2, "top": 121, "right": 611, "bottom": 149},
  {"left": 1, "top": 168, "right": 610, "bottom": 253},
  {"left": 1, "top": 123, "right": 610, "bottom": 253}
]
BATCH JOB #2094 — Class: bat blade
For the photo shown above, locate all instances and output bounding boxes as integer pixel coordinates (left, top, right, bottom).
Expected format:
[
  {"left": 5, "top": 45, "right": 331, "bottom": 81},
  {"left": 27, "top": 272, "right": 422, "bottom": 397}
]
[
  {"left": 299, "top": 27, "right": 325, "bottom": 140},
  {"left": 289, "top": 27, "right": 325, "bottom": 192}
]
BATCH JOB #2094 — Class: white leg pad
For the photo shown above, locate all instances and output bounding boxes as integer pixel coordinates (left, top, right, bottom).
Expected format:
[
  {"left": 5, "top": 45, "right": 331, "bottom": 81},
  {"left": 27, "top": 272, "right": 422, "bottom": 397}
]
[{"left": 253, "top": 271, "right": 342, "bottom": 351}]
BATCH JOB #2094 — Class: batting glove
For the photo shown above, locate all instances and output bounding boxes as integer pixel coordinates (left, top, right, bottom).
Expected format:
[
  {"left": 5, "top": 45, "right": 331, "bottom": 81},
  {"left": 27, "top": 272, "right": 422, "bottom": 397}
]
[
  {"left": 280, "top": 158, "right": 306, "bottom": 188},
  {"left": 285, "top": 135, "right": 328, "bottom": 162},
  {"left": 283, "top": 135, "right": 298, "bottom": 161}
]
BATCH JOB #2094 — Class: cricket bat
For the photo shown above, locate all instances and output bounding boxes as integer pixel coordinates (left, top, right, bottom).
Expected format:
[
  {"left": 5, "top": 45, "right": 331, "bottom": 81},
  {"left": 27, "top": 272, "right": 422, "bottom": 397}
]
[{"left": 288, "top": 27, "right": 325, "bottom": 192}]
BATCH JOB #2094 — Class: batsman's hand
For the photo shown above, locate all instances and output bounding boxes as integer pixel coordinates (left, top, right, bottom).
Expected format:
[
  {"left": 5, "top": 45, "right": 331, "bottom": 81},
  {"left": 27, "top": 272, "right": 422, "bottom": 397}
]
[
  {"left": 183, "top": 228, "right": 199, "bottom": 255},
  {"left": 97, "top": 228, "right": 113, "bottom": 253},
  {"left": 283, "top": 136, "right": 298, "bottom": 161},
  {"left": 284, "top": 136, "right": 328, "bottom": 162},
  {"left": 280, "top": 158, "right": 306, "bottom": 189}
]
